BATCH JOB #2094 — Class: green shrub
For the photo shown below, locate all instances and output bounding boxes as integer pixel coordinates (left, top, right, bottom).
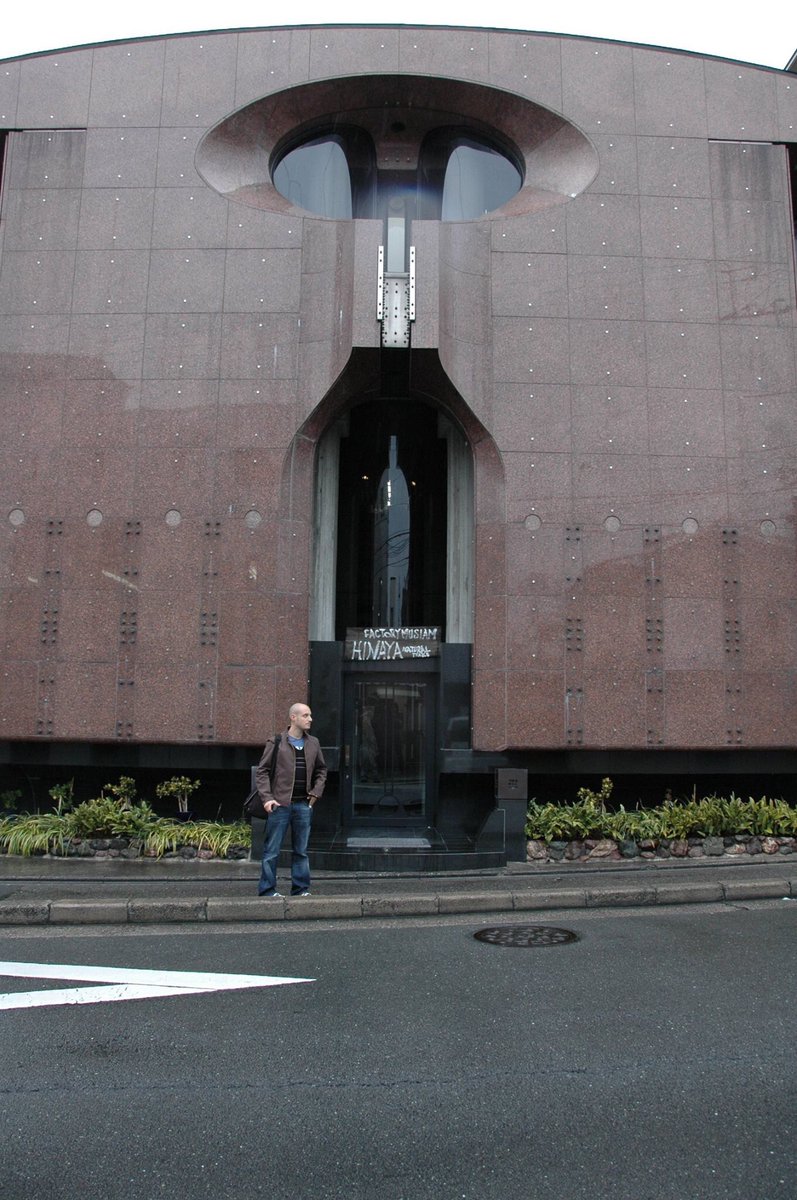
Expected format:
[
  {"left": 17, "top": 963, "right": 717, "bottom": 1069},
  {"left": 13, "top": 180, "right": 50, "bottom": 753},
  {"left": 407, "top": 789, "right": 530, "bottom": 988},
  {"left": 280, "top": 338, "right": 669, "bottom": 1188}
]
[
  {"left": 525, "top": 780, "right": 797, "bottom": 843},
  {"left": 526, "top": 777, "right": 614, "bottom": 841},
  {"left": 155, "top": 776, "right": 201, "bottom": 814},
  {"left": 603, "top": 806, "right": 661, "bottom": 842},
  {"left": 66, "top": 797, "right": 156, "bottom": 839},
  {"left": 49, "top": 780, "right": 75, "bottom": 814},
  {"left": 0, "top": 789, "right": 23, "bottom": 813},
  {"left": 744, "top": 796, "right": 797, "bottom": 837},
  {"left": 525, "top": 799, "right": 604, "bottom": 842},
  {"left": 101, "top": 775, "right": 138, "bottom": 807}
]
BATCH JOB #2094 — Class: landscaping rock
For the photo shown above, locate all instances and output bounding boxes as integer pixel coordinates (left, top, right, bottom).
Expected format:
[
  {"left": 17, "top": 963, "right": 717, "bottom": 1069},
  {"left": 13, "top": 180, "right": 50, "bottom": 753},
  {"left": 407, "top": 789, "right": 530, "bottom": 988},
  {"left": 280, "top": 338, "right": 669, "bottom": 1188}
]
[
  {"left": 526, "top": 839, "right": 548, "bottom": 861},
  {"left": 703, "top": 837, "right": 725, "bottom": 856},
  {"left": 618, "top": 840, "right": 639, "bottom": 858},
  {"left": 670, "top": 839, "right": 689, "bottom": 857},
  {"left": 761, "top": 837, "right": 780, "bottom": 854},
  {"left": 565, "top": 840, "right": 586, "bottom": 860},
  {"left": 725, "top": 843, "right": 748, "bottom": 856},
  {"left": 585, "top": 839, "right": 619, "bottom": 860}
]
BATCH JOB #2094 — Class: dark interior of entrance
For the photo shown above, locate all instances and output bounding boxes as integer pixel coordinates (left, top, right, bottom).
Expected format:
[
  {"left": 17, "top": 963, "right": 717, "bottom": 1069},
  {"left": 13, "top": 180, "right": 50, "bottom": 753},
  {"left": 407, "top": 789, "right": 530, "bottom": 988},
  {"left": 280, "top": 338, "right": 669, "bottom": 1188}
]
[{"left": 334, "top": 397, "right": 447, "bottom": 639}]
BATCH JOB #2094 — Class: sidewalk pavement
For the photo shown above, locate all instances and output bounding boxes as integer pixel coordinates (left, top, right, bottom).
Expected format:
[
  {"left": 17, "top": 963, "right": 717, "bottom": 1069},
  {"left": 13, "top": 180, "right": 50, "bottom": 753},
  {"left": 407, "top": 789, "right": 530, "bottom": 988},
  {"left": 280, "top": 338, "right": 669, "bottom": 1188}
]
[{"left": 0, "top": 853, "right": 795, "bottom": 926}]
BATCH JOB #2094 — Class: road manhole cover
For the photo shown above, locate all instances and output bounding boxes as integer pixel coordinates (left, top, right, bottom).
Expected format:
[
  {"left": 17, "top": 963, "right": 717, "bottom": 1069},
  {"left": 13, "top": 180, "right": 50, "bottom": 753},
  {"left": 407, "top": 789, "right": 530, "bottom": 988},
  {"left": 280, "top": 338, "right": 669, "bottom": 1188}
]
[{"left": 474, "top": 925, "right": 579, "bottom": 948}]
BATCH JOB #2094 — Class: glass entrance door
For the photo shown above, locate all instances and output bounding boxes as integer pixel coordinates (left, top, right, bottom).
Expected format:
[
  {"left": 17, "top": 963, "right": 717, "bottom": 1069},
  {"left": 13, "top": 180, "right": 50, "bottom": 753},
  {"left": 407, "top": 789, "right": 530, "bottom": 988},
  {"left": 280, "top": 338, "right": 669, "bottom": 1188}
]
[{"left": 342, "top": 676, "right": 435, "bottom": 825}]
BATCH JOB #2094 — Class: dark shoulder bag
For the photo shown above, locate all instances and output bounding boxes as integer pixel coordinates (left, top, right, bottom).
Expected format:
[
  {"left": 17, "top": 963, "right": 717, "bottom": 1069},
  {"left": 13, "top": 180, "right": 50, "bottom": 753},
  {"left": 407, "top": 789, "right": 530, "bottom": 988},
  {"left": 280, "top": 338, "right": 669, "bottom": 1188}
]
[{"left": 243, "top": 734, "right": 282, "bottom": 820}]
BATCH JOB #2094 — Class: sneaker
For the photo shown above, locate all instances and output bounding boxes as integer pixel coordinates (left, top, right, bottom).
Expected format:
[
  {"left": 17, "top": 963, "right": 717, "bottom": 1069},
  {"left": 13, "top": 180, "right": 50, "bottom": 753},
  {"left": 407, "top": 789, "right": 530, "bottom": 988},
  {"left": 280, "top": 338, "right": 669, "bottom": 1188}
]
[
  {"left": 259, "top": 891, "right": 283, "bottom": 898},
  {"left": 294, "top": 891, "right": 312, "bottom": 897}
]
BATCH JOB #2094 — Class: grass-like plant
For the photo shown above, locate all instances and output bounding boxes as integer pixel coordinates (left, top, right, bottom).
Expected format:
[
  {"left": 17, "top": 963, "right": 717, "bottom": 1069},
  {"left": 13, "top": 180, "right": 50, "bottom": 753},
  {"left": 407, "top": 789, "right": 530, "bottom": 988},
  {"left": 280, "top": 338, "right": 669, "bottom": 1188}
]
[
  {"left": 0, "top": 812, "right": 69, "bottom": 856},
  {"left": 146, "top": 819, "right": 251, "bottom": 857}
]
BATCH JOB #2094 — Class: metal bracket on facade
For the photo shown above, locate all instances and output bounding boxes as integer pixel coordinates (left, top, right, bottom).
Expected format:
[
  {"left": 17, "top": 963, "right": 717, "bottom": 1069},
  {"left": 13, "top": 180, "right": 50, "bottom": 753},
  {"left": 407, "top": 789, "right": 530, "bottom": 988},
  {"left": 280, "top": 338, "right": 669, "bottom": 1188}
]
[
  {"left": 376, "top": 245, "right": 385, "bottom": 321},
  {"left": 377, "top": 246, "right": 415, "bottom": 349},
  {"left": 408, "top": 245, "right": 416, "bottom": 321}
]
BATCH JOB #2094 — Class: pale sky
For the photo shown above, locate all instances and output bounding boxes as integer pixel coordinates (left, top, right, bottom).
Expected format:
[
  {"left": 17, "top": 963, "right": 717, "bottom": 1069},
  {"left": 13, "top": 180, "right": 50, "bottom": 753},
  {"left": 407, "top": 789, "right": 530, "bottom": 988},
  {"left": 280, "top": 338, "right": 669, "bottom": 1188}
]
[{"left": 1, "top": 0, "right": 795, "bottom": 71}]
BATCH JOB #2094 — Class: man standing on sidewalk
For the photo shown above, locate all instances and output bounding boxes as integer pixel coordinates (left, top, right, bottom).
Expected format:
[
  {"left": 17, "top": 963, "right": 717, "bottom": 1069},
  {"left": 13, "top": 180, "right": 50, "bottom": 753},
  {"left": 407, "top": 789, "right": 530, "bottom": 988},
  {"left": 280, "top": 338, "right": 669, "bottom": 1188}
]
[{"left": 256, "top": 703, "right": 327, "bottom": 898}]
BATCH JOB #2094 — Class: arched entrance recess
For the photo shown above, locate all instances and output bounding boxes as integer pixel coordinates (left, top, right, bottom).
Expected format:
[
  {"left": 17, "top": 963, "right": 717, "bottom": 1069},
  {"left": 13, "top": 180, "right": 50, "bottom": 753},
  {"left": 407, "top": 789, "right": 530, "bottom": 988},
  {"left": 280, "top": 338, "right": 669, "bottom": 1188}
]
[{"left": 294, "top": 348, "right": 502, "bottom": 836}]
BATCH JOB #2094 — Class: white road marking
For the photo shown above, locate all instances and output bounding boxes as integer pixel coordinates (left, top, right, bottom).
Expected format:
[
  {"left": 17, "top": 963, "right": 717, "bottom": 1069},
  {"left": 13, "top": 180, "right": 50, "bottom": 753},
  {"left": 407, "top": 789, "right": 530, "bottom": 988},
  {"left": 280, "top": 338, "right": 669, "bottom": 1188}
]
[{"left": 0, "top": 960, "right": 314, "bottom": 1010}]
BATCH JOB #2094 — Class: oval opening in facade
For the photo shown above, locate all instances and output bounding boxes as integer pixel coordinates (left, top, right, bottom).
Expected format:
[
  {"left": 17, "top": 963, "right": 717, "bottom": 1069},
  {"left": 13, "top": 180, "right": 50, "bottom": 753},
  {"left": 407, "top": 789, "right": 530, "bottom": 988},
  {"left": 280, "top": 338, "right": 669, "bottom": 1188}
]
[{"left": 196, "top": 75, "right": 598, "bottom": 220}]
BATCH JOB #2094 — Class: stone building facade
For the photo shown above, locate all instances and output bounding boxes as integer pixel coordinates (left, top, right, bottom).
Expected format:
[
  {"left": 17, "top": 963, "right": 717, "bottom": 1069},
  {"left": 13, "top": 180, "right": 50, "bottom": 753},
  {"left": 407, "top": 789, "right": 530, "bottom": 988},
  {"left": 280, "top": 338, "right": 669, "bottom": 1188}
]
[{"left": 1, "top": 26, "right": 796, "bottom": 841}]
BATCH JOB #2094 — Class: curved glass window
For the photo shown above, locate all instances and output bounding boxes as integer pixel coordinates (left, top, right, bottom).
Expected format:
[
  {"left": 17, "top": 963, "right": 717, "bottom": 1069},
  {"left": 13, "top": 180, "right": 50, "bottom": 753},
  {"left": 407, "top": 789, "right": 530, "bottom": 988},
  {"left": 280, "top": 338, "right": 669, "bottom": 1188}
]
[
  {"left": 272, "top": 126, "right": 376, "bottom": 220},
  {"left": 272, "top": 135, "right": 353, "bottom": 219},
  {"left": 418, "top": 129, "right": 522, "bottom": 221},
  {"left": 442, "top": 140, "right": 522, "bottom": 220}
]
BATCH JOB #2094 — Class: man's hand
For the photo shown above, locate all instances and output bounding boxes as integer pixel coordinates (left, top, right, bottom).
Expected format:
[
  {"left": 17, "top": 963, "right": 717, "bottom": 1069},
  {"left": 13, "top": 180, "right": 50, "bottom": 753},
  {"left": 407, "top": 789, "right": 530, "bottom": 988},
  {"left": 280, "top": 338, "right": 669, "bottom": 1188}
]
[{"left": 264, "top": 799, "right": 279, "bottom": 814}]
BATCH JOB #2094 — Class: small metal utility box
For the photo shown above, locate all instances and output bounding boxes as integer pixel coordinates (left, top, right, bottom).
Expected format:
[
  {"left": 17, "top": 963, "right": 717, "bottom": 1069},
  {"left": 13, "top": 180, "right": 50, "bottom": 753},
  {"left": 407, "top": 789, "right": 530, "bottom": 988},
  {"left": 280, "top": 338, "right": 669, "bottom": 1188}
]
[{"left": 495, "top": 768, "right": 528, "bottom": 801}]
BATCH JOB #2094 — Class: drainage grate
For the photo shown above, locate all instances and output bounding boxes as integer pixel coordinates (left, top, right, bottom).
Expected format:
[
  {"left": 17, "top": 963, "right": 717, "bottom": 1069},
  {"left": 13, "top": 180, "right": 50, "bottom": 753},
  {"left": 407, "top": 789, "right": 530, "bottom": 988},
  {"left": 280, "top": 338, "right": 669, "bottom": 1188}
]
[{"left": 474, "top": 925, "right": 580, "bottom": 948}]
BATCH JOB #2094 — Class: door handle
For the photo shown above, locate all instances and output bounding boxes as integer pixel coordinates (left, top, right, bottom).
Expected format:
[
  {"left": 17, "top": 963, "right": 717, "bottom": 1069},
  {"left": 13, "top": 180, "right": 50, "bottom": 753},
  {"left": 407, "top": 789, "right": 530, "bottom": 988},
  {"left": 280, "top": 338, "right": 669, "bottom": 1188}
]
[{"left": 344, "top": 743, "right": 351, "bottom": 768}]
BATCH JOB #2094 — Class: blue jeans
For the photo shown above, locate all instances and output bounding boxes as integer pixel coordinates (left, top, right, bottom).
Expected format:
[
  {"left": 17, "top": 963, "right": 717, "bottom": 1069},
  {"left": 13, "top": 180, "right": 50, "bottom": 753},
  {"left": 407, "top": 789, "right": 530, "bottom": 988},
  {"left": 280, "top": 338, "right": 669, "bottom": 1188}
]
[{"left": 258, "top": 802, "right": 312, "bottom": 895}]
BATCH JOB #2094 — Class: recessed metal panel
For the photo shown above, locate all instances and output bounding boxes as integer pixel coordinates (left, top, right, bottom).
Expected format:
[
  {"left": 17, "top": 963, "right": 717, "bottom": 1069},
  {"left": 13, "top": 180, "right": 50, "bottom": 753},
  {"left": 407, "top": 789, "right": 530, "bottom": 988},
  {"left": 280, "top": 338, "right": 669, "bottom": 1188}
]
[{"left": 495, "top": 767, "right": 527, "bottom": 800}]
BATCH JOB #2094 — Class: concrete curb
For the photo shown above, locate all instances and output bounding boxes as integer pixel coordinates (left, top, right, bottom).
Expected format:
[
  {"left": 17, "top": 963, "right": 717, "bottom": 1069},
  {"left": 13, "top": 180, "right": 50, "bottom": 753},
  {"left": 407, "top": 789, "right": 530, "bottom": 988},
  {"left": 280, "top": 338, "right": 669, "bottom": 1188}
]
[{"left": 0, "top": 875, "right": 793, "bottom": 925}]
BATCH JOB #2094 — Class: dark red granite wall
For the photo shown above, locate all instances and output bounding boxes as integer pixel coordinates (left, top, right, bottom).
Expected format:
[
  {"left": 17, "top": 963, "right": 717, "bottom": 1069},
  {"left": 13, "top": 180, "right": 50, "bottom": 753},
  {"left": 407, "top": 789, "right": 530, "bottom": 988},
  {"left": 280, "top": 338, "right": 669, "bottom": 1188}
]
[{"left": 0, "top": 28, "right": 795, "bottom": 755}]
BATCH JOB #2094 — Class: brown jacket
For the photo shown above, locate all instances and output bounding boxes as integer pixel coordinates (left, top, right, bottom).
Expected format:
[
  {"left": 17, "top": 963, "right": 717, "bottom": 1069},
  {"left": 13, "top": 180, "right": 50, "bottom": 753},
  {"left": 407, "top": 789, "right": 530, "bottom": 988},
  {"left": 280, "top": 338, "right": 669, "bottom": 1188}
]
[{"left": 255, "top": 734, "right": 327, "bottom": 808}]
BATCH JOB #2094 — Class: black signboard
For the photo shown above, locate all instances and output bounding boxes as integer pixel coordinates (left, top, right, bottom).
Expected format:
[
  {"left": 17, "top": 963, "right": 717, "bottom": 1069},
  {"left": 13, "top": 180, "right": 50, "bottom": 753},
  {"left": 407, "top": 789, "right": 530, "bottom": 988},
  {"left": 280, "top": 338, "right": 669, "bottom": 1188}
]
[{"left": 344, "top": 626, "right": 441, "bottom": 661}]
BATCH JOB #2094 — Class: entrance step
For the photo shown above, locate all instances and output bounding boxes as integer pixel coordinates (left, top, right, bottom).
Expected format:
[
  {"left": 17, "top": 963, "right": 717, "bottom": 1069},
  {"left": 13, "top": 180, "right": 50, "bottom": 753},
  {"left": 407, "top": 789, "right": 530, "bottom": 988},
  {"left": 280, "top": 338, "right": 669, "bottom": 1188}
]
[
  {"left": 343, "top": 827, "right": 435, "bottom": 851},
  {"left": 346, "top": 836, "right": 432, "bottom": 849},
  {"left": 311, "top": 847, "right": 505, "bottom": 872},
  {"left": 306, "top": 826, "right": 505, "bottom": 872}
]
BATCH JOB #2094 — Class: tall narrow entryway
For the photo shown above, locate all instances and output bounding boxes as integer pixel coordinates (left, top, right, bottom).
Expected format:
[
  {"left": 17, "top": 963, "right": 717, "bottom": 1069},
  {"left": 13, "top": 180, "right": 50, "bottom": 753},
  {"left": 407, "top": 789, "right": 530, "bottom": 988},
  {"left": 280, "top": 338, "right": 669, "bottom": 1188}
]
[
  {"left": 334, "top": 397, "right": 445, "bottom": 828},
  {"left": 309, "top": 359, "right": 475, "bottom": 838}
]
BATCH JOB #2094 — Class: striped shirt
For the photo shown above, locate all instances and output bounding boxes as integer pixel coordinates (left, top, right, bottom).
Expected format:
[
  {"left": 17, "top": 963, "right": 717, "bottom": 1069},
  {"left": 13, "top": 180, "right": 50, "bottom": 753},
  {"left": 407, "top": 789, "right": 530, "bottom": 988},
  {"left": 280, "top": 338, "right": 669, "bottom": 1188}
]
[{"left": 288, "top": 736, "right": 307, "bottom": 801}]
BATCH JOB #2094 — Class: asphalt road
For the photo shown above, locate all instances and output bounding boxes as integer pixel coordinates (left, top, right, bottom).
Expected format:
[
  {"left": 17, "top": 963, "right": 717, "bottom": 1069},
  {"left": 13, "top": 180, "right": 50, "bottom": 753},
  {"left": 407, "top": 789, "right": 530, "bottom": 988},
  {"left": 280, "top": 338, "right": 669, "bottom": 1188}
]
[{"left": 1, "top": 902, "right": 795, "bottom": 1200}]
